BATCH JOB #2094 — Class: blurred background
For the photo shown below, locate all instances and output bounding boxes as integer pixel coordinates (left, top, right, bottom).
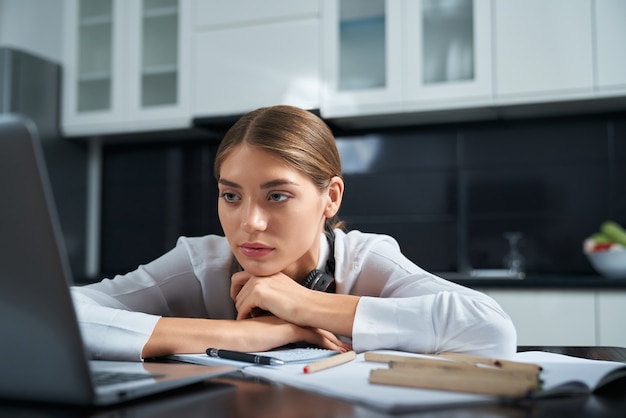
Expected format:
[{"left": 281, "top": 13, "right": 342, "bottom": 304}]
[{"left": 1, "top": 0, "right": 625, "bottom": 346}]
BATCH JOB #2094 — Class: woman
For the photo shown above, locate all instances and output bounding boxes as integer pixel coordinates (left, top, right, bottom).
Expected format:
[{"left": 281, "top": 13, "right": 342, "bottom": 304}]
[{"left": 71, "top": 105, "right": 516, "bottom": 361}]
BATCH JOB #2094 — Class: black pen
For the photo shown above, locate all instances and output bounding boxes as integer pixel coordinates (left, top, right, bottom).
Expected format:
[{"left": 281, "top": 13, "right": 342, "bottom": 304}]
[{"left": 206, "top": 348, "right": 285, "bottom": 366}]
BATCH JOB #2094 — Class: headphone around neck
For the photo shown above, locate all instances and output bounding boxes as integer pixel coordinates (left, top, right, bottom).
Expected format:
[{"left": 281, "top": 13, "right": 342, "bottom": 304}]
[{"left": 302, "top": 226, "right": 336, "bottom": 293}]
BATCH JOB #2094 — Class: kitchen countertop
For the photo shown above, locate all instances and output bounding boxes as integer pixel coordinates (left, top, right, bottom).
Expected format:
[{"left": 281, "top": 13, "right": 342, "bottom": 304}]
[{"left": 440, "top": 273, "right": 626, "bottom": 289}]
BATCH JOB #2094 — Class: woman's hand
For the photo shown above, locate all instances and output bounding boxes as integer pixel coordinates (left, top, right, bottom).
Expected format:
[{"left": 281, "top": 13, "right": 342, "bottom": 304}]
[
  {"left": 230, "top": 270, "right": 360, "bottom": 340},
  {"left": 231, "top": 270, "right": 308, "bottom": 322},
  {"left": 243, "top": 315, "right": 351, "bottom": 353}
]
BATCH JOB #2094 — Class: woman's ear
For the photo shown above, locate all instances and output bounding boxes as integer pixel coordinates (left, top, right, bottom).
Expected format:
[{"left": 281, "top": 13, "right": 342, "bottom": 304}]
[{"left": 324, "top": 176, "right": 344, "bottom": 218}]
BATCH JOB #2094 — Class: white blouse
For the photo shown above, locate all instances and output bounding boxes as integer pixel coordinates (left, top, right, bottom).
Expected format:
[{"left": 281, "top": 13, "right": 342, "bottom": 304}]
[{"left": 71, "top": 230, "right": 517, "bottom": 361}]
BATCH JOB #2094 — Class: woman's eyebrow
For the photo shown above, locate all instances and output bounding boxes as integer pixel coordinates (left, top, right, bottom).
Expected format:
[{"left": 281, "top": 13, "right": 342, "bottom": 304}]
[
  {"left": 260, "top": 179, "right": 299, "bottom": 189},
  {"left": 218, "top": 178, "right": 299, "bottom": 189},
  {"left": 218, "top": 178, "right": 240, "bottom": 188}
]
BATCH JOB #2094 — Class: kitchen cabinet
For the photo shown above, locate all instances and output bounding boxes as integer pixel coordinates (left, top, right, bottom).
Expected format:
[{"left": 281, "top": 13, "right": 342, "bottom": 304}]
[
  {"left": 321, "top": 0, "right": 492, "bottom": 118},
  {"left": 403, "top": 0, "right": 492, "bottom": 110},
  {"left": 594, "top": 0, "right": 626, "bottom": 92},
  {"left": 493, "top": 0, "right": 594, "bottom": 103},
  {"left": 193, "top": 17, "right": 321, "bottom": 117},
  {"left": 320, "top": 0, "right": 404, "bottom": 117},
  {"left": 63, "top": 0, "right": 191, "bottom": 136},
  {"left": 479, "top": 289, "right": 596, "bottom": 345},
  {"left": 596, "top": 290, "right": 626, "bottom": 347},
  {"left": 480, "top": 288, "right": 626, "bottom": 347},
  {"left": 193, "top": 0, "right": 318, "bottom": 28}
]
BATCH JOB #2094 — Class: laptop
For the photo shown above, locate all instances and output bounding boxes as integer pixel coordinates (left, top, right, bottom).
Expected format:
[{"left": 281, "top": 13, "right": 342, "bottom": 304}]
[{"left": 0, "top": 114, "right": 236, "bottom": 406}]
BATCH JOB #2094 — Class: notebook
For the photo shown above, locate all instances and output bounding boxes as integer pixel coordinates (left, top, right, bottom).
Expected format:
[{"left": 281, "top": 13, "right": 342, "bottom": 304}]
[
  {"left": 169, "top": 346, "right": 338, "bottom": 368},
  {"left": 0, "top": 114, "right": 236, "bottom": 406}
]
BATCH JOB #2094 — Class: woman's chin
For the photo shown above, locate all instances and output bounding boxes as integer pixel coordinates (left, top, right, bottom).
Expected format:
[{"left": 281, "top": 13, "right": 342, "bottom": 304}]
[{"left": 238, "top": 262, "right": 280, "bottom": 278}]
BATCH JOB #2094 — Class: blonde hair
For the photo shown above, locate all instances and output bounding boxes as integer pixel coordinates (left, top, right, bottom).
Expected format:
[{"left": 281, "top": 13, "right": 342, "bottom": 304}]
[{"left": 214, "top": 105, "right": 345, "bottom": 231}]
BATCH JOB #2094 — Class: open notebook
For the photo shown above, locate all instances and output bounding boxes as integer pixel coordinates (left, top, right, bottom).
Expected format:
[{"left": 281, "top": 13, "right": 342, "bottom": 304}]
[
  {"left": 168, "top": 346, "right": 338, "bottom": 368},
  {"left": 0, "top": 115, "right": 236, "bottom": 405},
  {"left": 246, "top": 350, "right": 626, "bottom": 412},
  {"left": 170, "top": 348, "right": 626, "bottom": 412}
]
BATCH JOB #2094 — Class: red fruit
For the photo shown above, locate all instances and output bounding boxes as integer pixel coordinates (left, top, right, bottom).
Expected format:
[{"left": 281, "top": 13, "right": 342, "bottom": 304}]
[{"left": 593, "top": 242, "right": 613, "bottom": 252}]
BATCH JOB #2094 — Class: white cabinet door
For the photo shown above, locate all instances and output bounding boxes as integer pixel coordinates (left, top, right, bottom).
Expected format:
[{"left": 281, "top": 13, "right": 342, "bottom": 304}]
[
  {"left": 320, "top": 0, "right": 404, "bottom": 117},
  {"left": 194, "top": 0, "right": 319, "bottom": 28},
  {"left": 482, "top": 290, "right": 596, "bottom": 345},
  {"left": 193, "top": 18, "right": 321, "bottom": 117},
  {"left": 126, "top": 0, "right": 192, "bottom": 130},
  {"left": 596, "top": 290, "right": 626, "bottom": 347},
  {"left": 494, "top": 0, "right": 593, "bottom": 102},
  {"left": 404, "top": 0, "right": 493, "bottom": 109},
  {"left": 594, "top": 0, "right": 626, "bottom": 92},
  {"left": 63, "top": 0, "right": 129, "bottom": 135},
  {"left": 63, "top": 0, "right": 191, "bottom": 136}
]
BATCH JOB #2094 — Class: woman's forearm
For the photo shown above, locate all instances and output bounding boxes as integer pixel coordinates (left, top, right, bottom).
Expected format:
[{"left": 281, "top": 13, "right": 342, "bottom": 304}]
[
  {"left": 297, "top": 292, "right": 360, "bottom": 339},
  {"left": 141, "top": 315, "right": 351, "bottom": 359}
]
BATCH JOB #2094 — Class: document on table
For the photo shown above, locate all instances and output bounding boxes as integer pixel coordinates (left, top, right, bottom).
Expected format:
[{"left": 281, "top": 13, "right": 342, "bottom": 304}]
[
  {"left": 244, "top": 351, "right": 496, "bottom": 412},
  {"left": 169, "top": 348, "right": 626, "bottom": 412},
  {"left": 243, "top": 350, "right": 626, "bottom": 412}
]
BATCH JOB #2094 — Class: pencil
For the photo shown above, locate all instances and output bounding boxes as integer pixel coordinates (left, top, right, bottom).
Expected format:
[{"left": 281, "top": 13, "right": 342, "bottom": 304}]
[
  {"left": 370, "top": 368, "right": 538, "bottom": 397},
  {"left": 436, "top": 352, "right": 542, "bottom": 374},
  {"left": 303, "top": 350, "right": 356, "bottom": 374}
]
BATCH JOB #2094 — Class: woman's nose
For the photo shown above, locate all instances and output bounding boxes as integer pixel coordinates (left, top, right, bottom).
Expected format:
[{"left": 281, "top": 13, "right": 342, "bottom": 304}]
[{"left": 241, "top": 203, "right": 267, "bottom": 232}]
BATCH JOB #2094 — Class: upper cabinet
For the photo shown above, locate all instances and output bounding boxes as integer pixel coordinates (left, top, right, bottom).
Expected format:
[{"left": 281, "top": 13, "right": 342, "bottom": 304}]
[
  {"left": 61, "top": 0, "right": 626, "bottom": 135},
  {"left": 63, "top": 0, "right": 191, "bottom": 136},
  {"left": 322, "top": 0, "right": 626, "bottom": 122},
  {"left": 321, "top": 0, "right": 493, "bottom": 118},
  {"left": 493, "top": 0, "right": 593, "bottom": 102},
  {"left": 192, "top": 0, "right": 321, "bottom": 118},
  {"left": 594, "top": 0, "right": 626, "bottom": 92},
  {"left": 194, "top": 0, "right": 318, "bottom": 27},
  {"left": 320, "top": 0, "right": 404, "bottom": 117},
  {"left": 405, "top": 0, "right": 492, "bottom": 110}
]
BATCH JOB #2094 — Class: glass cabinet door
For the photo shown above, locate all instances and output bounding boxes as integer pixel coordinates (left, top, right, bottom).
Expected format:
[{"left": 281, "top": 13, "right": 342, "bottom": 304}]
[
  {"left": 338, "top": 0, "right": 386, "bottom": 91},
  {"left": 76, "top": 0, "right": 114, "bottom": 112},
  {"left": 405, "top": 0, "right": 492, "bottom": 106},
  {"left": 128, "top": 0, "right": 190, "bottom": 128},
  {"left": 63, "top": 0, "right": 190, "bottom": 135},
  {"left": 421, "top": 0, "right": 474, "bottom": 85},
  {"left": 140, "top": 0, "right": 179, "bottom": 107},
  {"left": 322, "top": 0, "right": 403, "bottom": 117}
]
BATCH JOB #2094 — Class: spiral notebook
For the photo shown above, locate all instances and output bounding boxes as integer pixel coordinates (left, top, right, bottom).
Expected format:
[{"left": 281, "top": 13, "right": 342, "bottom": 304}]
[{"left": 168, "top": 347, "right": 338, "bottom": 368}]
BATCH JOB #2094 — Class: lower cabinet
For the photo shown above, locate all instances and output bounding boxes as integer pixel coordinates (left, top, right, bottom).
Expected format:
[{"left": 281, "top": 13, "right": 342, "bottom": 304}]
[
  {"left": 477, "top": 289, "right": 626, "bottom": 347},
  {"left": 596, "top": 291, "right": 626, "bottom": 347}
]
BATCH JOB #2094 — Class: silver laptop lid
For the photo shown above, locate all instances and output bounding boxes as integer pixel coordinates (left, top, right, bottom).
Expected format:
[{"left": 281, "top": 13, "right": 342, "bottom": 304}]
[
  {"left": 0, "top": 115, "right": 237, "bottom": 406},
  {"left": 0, "top": 115, "right": 97, "bottom": 403}
]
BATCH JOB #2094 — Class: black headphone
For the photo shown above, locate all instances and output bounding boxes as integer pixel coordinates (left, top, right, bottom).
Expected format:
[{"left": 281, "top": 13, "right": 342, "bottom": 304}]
[{"left": 302, "top": 226, "right": 336, "bottom": 293}]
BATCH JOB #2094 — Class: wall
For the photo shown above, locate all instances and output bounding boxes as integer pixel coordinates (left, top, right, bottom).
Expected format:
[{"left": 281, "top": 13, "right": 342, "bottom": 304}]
[
  {"left": 95, "top": 110, "right": 625, "bottom": 280},
  {"left": 0, "top": 0, "right": 63, "bottom": 63},
  {"left": 335, "top": 112, "right": 625, "bottom": 276}
]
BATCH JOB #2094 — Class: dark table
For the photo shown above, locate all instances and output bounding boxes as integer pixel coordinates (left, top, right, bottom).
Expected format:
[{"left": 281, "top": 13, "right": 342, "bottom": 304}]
[{"left": 1, "top": 347, "right": 625, "bottom": 418}]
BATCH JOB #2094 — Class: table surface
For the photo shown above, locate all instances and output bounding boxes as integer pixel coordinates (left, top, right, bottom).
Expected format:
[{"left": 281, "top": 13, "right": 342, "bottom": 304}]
[{"left": 2, "top": 347, "right": 625, "bottom": 418}]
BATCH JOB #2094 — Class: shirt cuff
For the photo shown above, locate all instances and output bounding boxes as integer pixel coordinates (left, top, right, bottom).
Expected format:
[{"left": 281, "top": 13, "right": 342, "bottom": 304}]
[
  {"left": 76, "top": 303, "right": 160, "bottom": 361},
  {"left": 351, "top": 296, "right": 436, "bottom": 353}
]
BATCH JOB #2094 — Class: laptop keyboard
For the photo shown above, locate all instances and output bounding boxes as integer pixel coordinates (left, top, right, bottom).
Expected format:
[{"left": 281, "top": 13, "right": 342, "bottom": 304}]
[{"left": 93, "top": 371, "right": 164, "bottom": 387}]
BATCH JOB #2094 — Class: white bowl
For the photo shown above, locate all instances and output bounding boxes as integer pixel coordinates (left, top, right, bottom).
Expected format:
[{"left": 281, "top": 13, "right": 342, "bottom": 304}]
[{"left": 586, "top": 250, "right": 626, "bottom": 279}]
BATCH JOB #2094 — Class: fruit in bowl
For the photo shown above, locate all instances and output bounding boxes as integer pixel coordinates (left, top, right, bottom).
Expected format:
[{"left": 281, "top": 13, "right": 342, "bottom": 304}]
[{"left": 583, "top": 221, "right": 626, "bottom": 279}]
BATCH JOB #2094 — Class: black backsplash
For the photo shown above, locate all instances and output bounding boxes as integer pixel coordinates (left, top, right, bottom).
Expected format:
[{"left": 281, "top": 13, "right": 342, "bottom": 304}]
[{"left": 98, "top": 111, "right": 626, "bottom": 279}]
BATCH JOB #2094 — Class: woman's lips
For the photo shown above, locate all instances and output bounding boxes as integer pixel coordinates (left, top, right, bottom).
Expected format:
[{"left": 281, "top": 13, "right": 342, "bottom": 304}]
[{"left": 239, "top": 243, "right": 274, "bottom": 258}]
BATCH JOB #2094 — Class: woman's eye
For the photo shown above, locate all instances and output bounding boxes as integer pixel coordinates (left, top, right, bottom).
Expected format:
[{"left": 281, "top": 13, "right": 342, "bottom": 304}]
[
  {"left": 268, "top": 193, "right": 289, "bottom": 202},
  {"left": 219, "top": 192, "right": 239, "bottom": 203}
]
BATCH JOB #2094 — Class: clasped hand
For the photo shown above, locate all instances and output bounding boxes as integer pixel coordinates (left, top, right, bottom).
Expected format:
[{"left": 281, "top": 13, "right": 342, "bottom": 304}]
[
  {"left": 230, "top": 270, "right": 350, "bottom": 352},
  {"left": 230, "top": 270, "right": 307, "bottom": 322}
]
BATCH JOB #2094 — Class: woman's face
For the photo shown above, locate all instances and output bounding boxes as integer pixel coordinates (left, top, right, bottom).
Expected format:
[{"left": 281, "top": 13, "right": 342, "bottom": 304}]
[{"left": 217, "top": 145, "right": 334, "bottom": 281}]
